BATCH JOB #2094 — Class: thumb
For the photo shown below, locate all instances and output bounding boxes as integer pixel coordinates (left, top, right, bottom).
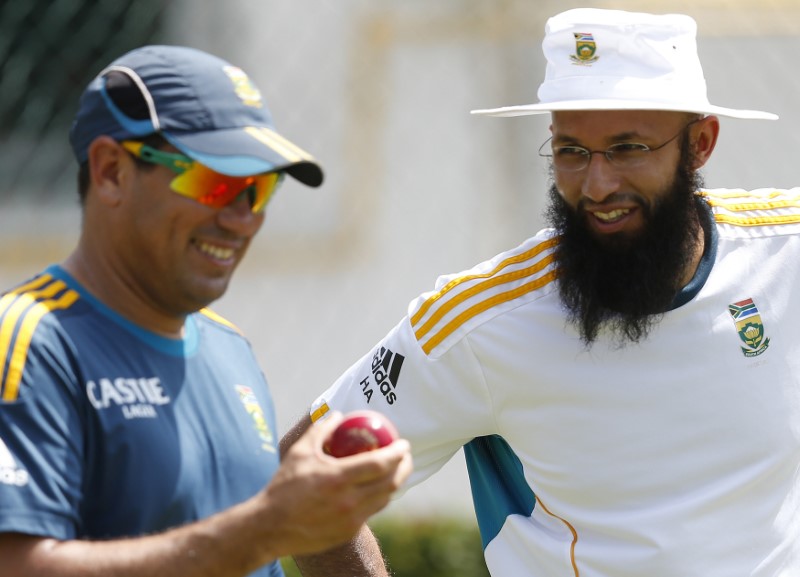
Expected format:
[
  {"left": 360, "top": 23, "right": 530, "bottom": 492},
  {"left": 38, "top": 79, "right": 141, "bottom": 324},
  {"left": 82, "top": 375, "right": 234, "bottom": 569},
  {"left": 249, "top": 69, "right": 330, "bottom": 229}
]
[{"left": 305, "top": 410, "right": 345, "bottom": 446}]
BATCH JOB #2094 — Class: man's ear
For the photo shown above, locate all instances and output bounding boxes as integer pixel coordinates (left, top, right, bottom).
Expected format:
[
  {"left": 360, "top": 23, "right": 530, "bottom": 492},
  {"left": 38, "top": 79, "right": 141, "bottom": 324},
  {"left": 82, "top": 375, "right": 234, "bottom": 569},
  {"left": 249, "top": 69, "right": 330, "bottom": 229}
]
[
  {"left": 86, "top": 136, "right": 130, "bottom": 207},
  {"left": 689, "top": 115, "right": 720, "bottom": 170}
]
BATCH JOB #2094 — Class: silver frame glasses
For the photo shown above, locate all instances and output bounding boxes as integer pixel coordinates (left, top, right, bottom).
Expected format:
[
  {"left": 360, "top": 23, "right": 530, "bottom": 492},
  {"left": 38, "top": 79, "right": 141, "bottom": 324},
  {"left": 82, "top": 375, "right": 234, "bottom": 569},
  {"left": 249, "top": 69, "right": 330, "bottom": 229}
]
[{"left": 538, "top": 119, "right": 700, "bottom": 172}]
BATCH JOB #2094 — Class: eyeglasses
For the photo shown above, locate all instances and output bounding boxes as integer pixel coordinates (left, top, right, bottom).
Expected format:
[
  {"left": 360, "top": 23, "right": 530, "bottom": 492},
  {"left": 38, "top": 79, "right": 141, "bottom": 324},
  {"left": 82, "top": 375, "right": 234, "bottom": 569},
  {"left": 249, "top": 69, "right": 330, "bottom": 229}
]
[
  {"left": 121, "top": 141, "right": 283, "bottom": 213},
  {"left": 538, "top": 120, "right": 699, "bottom": 172}
]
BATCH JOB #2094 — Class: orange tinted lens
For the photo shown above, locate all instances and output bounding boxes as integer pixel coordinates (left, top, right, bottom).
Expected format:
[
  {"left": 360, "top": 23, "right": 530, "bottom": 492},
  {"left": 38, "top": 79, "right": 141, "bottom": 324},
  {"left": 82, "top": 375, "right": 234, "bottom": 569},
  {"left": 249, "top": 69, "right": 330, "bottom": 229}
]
[
  {"left": 169, "top": 164, "right": 279, "bottom": 213},
  {"left": 250, "top": 172, "right": 281, "bottom": 213}
]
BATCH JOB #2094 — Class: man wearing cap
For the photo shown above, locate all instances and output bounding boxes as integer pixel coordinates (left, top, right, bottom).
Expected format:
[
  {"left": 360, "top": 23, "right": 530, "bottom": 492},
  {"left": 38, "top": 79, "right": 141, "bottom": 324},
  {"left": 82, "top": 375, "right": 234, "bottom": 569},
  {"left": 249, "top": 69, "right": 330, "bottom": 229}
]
[
  {"left": 0, "top": 46, "right": 411, "bottom": 577},
  {"left": 284, "top": 8, "right": 800, "bottom": 577}
]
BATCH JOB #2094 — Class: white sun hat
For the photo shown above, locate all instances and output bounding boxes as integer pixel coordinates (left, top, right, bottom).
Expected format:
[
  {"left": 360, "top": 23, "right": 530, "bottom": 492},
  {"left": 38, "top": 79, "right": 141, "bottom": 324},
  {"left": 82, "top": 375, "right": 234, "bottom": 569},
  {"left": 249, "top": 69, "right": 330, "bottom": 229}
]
[{"left": 471, "top": 8, "right": 778, "bottom": 120}]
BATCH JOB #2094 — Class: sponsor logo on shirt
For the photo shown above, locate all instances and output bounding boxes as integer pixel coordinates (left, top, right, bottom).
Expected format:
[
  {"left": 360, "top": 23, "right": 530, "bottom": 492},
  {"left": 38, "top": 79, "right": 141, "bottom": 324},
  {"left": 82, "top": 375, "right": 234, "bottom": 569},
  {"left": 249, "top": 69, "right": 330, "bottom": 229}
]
[
  {"left": 0, "top": 435, "right": 29, "bottom": 487},
  {"left": 360, "top": 346, "right": 405, "bottom": 406},
  {"left": 728, "top": 298, "right": 770, "bottom": 357},
  {"left": 85, "top": 377, "right": 171, "bottom": 419}
]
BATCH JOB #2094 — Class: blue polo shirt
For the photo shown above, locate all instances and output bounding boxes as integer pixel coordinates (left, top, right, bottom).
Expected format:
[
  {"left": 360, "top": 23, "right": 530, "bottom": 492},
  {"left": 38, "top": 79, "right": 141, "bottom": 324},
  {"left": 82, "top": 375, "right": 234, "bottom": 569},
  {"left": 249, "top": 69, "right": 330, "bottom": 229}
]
[{"left": 0, "top": 266, "right": 283, "bottom": 577}]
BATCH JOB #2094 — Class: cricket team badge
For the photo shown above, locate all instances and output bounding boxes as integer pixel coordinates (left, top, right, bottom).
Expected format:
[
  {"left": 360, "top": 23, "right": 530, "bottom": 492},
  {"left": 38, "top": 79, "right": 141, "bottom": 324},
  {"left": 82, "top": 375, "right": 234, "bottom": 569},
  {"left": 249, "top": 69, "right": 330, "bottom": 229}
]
[
  {"left": 235, "top": 384, "right": 276, "bottom": 452},
  {"left": 571, "top": 32, "right": 599, "bottom": 65},
  {"left": 728, "top": 298, "right": 770, "bottom": 357},
  {"left": 223, "top": 65, "right": 263, "bottom": 108}
]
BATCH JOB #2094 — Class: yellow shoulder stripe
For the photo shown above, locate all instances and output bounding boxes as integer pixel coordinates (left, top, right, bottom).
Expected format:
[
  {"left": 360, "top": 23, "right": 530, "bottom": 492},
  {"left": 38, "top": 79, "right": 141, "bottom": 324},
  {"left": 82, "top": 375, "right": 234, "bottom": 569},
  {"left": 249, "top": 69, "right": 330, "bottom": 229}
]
[
  {"left": 414, "top": 253, "right": 557, "bottom": 342},
  {"left": 199, "top": 308, "right": 243, "bottom": 334},
  {"left": 420, "top": 269, "right": 558, "bottom": 355},
  {"left": 410, "top": 237, "right": 558, "bottom": 327},
  {"left": 0, "top": 275, "right": 80, "bottom": 401},
  {"left": 713, "top": 213, "right": 800, "bottom": 227},
  {"left": 412, "top": 238, "right": 559, "bottom": 355},
  {"left": 702, "top": 188, "right": 800, "bottom": 201},
  {"left": 311, "top": 403, "right": 330, "bottom": 423},
  {"left": 704, "top": 189, "right": 800, "bottom": 227}
]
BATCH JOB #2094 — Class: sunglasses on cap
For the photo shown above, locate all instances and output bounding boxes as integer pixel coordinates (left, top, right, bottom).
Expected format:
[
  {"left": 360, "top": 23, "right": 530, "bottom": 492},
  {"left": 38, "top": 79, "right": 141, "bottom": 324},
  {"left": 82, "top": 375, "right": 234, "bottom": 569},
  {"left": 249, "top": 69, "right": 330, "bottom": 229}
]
[{"left": 121, "top": 140, "right": 283, "bottom": 214}]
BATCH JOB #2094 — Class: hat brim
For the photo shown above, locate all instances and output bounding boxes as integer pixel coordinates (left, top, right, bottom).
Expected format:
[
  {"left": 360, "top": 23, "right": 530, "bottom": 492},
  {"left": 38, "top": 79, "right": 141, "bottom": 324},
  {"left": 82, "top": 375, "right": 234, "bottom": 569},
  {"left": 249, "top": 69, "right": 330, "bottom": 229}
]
[
  {"left": 471, "top": 99, "right": 778, "bottom": 120},
  {"left": 164, "top": 126, "right": 324, "bottom": 187}
]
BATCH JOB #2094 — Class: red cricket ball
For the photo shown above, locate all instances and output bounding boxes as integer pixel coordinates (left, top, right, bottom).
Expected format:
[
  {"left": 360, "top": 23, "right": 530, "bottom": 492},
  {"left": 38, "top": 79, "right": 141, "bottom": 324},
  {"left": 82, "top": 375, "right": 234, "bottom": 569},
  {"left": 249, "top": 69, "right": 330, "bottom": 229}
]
[{"left": 324, "top": 410, "right": 399, "bottom": 458}]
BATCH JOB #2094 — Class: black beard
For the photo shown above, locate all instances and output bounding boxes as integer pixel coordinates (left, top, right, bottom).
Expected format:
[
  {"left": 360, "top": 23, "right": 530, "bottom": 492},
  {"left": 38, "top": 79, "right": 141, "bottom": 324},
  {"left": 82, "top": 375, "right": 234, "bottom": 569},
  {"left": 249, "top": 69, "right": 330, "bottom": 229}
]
[{"left": 545, "top": 143, "right": 706, "bottom": 346}]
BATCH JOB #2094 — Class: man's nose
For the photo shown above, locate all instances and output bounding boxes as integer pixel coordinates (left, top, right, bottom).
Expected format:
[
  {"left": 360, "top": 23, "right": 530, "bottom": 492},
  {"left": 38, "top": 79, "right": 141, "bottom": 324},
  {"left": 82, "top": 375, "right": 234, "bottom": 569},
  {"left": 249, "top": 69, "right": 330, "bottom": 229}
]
[
  {"left": 216, "top": 194, "right": 264, "bottom": 234},
  {"left": 580, "top": 152, "right": 621, "bottom": 204}
]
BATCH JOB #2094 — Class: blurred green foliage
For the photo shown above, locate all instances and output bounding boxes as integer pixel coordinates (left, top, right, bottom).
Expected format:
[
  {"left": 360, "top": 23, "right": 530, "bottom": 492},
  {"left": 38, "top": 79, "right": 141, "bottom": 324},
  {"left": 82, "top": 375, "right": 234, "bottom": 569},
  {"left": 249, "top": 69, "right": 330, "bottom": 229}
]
[{"left": 280, "top": 517, "right": 490, "bottom": 577}]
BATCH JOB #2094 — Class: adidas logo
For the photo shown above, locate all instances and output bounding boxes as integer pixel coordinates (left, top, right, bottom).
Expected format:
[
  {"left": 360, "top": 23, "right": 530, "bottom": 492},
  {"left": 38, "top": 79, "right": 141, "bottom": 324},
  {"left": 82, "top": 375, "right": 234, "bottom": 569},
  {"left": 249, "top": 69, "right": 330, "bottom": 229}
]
[
  {"left": 360, "top": 346, "right": 405, "bottom": 405},
  {"left": 0, "top": 435, "right": 29, "bottom": 487}
]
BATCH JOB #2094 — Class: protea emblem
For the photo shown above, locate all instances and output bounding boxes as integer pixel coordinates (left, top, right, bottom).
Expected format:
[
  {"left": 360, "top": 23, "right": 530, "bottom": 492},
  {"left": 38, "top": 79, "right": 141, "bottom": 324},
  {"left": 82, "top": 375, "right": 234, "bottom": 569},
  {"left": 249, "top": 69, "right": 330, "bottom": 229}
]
[
  {"left": 235, "top": 385, "right": 276, "bottom": 452},
  {"left": 571, "top": 32, "right": 599, "bottom": 65},
  {"left": 728, "top": 298, "right": 770, "bottom": 357}
]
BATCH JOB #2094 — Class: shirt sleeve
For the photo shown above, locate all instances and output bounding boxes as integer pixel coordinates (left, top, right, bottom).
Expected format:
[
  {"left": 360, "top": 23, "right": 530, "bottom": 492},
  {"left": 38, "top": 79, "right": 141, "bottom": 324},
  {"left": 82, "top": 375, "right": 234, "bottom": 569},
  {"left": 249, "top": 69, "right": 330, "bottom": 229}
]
[
  {"left": 0, "top": 323, "right": 85, "bottom": 540},
  {"left": 312, "top": 311, "right": 496, "bottom": 490}
]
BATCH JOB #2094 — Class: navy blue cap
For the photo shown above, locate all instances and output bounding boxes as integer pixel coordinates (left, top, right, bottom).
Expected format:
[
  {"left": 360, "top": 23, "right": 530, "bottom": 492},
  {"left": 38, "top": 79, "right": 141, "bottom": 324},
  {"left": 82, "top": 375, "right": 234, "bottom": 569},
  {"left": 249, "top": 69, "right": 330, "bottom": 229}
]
[{"left": 69, "top": 45, "right": 323, "bottom": 187}]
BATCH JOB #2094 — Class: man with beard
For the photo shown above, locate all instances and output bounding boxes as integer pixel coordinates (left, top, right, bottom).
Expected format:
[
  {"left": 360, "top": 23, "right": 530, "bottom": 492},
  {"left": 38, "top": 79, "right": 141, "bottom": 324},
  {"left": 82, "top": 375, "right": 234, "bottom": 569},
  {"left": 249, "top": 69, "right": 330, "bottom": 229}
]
[
  {"left": 281, "top": 8, "right": 800, "bottom": 577},
  {"left": 543, "top": 110, "right": 709, "bottom": 346}
]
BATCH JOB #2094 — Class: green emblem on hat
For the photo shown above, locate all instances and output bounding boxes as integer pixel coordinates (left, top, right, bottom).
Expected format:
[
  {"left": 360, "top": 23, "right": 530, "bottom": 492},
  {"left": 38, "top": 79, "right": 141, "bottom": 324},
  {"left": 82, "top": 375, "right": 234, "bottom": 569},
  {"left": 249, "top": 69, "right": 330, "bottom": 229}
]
[{"left": 571, "top": 32, "right": 599, "bottom": 65}]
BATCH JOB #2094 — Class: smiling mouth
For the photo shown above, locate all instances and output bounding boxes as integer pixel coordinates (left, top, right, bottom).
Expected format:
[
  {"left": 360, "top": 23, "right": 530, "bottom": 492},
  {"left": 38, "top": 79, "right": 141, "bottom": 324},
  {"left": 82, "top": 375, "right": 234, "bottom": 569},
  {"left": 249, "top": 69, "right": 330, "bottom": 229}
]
[
  {"left": 197, "top": 241, "right": 235, "bottom": 260},
  {"left": 593, "top": 208, "right": 631, "bottom": 222}
]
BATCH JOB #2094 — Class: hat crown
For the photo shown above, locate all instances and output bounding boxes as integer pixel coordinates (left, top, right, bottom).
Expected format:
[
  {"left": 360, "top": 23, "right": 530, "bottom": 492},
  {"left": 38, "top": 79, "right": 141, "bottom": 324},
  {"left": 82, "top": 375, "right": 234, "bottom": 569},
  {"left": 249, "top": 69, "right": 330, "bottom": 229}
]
[
  {"left": 69, "top": 46, "right": 273, "bottom": 156},
  {"left": 123, "top": 46, "right": 272, "bottom": 133},
  {"left": 538, "top": 9, "right": 707, "bottom": 108},
  {"left": 471, "top": 8, "right": 777, "bottom": 120},
  {"left": 69, "top": 45, "right": 323, "bottom": 186}
]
